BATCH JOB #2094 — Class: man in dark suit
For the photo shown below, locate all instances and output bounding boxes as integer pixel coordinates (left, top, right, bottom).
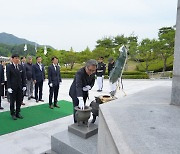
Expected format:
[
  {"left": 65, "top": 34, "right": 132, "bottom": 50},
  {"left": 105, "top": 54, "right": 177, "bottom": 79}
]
[
  {"left": 32, "top": 56, "right": 45, "bottom": 102},
  {"left": 6, "top": 54, "right": 26, "bottom": 120},
  {"left": 0, "top": 63, "right": 4, "bottom": 110},
  {"left": 48, "top": 57, "right": 62, "bottom": 109},
  {"left": 20, "top": 56, "right": 26, "bottom": 105},
  {"left": 69, "top": 59, "right": 97, "bottom": 123}
]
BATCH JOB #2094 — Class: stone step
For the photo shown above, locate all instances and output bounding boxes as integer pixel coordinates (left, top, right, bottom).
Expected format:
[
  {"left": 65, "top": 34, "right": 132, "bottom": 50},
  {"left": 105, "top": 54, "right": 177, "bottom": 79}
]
[
  {"left": 51, "top": 130, "right": 97, "bottom": 154},
  {"left": 41, "top": 149, "right": 58, "bottom": 154}
]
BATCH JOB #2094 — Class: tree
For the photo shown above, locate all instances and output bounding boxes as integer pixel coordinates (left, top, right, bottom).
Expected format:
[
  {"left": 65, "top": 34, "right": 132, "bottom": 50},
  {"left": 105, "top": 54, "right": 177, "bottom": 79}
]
[
  {"left": 92, "top": 47, "right": 113, "bottom": 61},
  {"left": 137, "top": 39, "right": 156, "bottom": 72},
  {"left": 157, "top": 26, "right": 175, "bottom": 72},
  {"left": 114, "top": 35, "right": 128, "bottom": 47},
  {"left": 96, "top": 37, "right": 114, "bottom": 48},
  {"left": 127, "top": 35, "right": 138, "bottom": 60},
  {"left": 64, "top": 51, "right": 77, "bottom": 70},
  {"left": 78, "top": 46, "right": 92, "bottom": 63}
]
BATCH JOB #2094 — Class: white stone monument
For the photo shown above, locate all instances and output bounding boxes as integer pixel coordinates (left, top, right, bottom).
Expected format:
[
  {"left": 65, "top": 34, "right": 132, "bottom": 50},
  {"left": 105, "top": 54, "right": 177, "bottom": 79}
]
[{"left": 171, "top": 0, "right": 180, "bottom": 106}]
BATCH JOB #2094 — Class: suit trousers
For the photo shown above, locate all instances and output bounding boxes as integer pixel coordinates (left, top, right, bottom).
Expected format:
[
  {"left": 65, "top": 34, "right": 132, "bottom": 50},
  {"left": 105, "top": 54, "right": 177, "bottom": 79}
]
[
  {"left": 27, "top": 79, "right": 33, "bottom": 98},
  {"left": 0, "top": 86, "right": 2, "bottom": 107},
  {"left": 35, "top": 81, "right": 43, "bottom": 100},
  {"left": 49, "top": 84, "right": 59, "bottom": 105},
  {"left": 10, "top": 87, "right": 22, "bottom": 115}
]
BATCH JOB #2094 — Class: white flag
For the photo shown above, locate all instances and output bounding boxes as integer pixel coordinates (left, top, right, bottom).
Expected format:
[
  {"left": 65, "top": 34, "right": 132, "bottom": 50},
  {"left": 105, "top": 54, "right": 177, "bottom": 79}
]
[
  {"left": 35, "top": 43, "right": 37, "bottom": 52},
  {"left": 44, "top": 46, "right": 47, "bottom": 55},
  {"left": 24, "top": 44, "right": 27, "bottom": 51}
]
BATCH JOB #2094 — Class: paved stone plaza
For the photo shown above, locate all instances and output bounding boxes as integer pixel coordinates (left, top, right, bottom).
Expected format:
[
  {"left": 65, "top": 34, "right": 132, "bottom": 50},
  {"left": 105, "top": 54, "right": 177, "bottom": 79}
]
[{"left": 0, "top": 79, "right": 172, "bottom": 154}]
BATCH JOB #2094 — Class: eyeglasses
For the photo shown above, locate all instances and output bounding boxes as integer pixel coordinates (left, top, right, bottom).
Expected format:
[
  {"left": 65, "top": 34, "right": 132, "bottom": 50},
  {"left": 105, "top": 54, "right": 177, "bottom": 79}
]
[{"left": 87, "top": 67, "right": 96, "bottom": 73}]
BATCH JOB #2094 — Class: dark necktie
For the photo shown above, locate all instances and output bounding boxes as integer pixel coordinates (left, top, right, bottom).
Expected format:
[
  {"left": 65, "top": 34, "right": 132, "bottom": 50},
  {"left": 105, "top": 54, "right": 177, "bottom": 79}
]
[{"left": 15, "top": 65, "right": 18, "bottom": 70}]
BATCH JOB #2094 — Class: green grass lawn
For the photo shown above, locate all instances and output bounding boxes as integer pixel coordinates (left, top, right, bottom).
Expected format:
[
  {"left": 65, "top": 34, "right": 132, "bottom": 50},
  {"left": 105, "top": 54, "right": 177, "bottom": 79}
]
[{"left": 0, "top": 100, "right": 73, "bottom": 136}]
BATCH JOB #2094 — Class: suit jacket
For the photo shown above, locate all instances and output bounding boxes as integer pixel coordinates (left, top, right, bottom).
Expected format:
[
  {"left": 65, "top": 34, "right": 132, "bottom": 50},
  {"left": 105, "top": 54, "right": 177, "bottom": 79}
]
[
  {"left": 32, "top": 63, "right": 45, "bottom": 82},
  {"left": 0, "top": 64, "right": 4, "bottom": 84},
  {"left": 108, "top": 62, "right": 115, "bottom": 76},
  {"left": 69, "top": 67, "right": 95, "bottom": 99},
  {"left": 6, "top": 63, "right": 26, "bottom": 90},
  {"left": 48, "top": 64, "right": 62, "bottom": 86},
  {"left": 21, "top": 62, "right": 26, "bottom": 79},
  {"left": 96, "top": 62, "right": 106, "bottom": 77},
  {"left": 25, "top": 63, "right": 33, "bottom": 80}
]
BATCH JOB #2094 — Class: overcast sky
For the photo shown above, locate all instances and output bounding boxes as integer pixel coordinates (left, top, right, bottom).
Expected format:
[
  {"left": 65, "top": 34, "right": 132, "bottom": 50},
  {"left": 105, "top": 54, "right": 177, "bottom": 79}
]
[{"left": 0, "top": 0, "right": 178, "bottom": 51}]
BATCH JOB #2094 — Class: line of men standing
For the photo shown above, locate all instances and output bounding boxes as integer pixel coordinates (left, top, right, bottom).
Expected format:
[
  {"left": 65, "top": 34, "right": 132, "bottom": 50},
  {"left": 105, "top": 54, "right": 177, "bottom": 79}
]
[
  {"left": 0, "top": 54, "right": 115, "bottom": 122},
  {"left": 0, "top": 54, "right": 62, "bottom": 120}
]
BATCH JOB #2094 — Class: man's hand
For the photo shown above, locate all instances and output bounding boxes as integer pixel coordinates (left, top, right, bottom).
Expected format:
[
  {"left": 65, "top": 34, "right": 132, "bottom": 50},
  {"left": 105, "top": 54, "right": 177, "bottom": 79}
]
[
  {"left": 78, "top": 97, "right": 84, "bottom": 110},
  {"left": 8, "top": 88, "right": 13, "bottom": 93},
  {"left": 22, "top": 87, "right": 26, "bottom": 91},
  {"left": 83, "top": 85, "right": 91, "bottom": 91},
  {"left": 49, "top": 83, "right": 53, "bottom": 87},
  {"left": 34, "top": 80, "right": 36, "bottom": 84},
  {"left": 102, "top": 75, "right": 104, "bottom": 78},
  {"left": 86, "top": 85, "right": 91, "bottom": 90}
]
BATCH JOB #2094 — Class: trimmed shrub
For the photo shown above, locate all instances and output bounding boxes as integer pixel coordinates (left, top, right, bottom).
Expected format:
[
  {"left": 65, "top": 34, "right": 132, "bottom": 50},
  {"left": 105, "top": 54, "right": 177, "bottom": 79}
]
[{"left": 60, "top": 71, "right": 148, "bottom": 79}]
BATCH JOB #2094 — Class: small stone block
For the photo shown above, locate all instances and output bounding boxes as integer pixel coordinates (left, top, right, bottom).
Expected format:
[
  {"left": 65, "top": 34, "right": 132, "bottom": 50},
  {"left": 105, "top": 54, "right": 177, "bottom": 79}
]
[
  {"left": 41, "top": 149, "right": 57, "bottom": 154},
  {"left": 68, "top": 123, "right": 98, "bottom": 139},
  {"left": 51, "top": 130, "right": 97, "bottom": 154}
]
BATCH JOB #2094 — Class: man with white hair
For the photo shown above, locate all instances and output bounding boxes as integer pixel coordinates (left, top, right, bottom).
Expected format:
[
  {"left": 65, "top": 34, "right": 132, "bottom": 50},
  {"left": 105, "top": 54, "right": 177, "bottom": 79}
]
[
  {"left": 69, "top": 59, "right": 97, "bottom": 123},
  {"left": 25, "top": 56, "right": 34, "bottom": 100}
]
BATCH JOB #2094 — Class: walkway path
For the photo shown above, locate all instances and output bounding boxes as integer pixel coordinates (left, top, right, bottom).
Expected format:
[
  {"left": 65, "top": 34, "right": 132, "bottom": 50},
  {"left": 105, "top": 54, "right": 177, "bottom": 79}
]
[{"left": 0, "top": 79, "right": 172, "bottom": 154}]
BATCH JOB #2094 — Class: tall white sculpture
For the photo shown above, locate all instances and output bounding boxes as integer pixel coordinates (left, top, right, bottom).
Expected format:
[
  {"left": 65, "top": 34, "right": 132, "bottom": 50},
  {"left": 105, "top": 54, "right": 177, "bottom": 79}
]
[{"left": 171, "top": 0, "right": 180, "bottom": 105}]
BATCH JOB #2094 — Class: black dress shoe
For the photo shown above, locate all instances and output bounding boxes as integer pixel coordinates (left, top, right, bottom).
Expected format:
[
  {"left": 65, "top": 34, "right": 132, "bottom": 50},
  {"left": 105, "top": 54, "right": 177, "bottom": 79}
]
[
  {"left": 28, "top": 97, "right": 31, "bottom": 100},
  {"left": 39, "top": 99, "right": 44, "bottom": 102},
  {"left": 36, "top": 100, "right": 39, "bottom": 103},
  {"left": 54, "top": 104, "right": 60, "bottom": 108},
  {"left": 49, "top": 105, "right": 54, "bottom": 109},
  {"left": 12, "top": 115, "right": 17, "bottom": 120},
  {"left": 0, "top": 107, "right": 4, "bottom": 110},
  {"left": 16, "top": 114, "right": 23, "bottom": 119}
]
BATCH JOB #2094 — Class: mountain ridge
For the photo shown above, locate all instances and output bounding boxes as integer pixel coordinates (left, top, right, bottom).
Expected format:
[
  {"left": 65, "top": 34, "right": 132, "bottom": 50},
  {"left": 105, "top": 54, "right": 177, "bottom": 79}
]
[{"left": 0, "top": 32, "right": 38, "bottom": 46}]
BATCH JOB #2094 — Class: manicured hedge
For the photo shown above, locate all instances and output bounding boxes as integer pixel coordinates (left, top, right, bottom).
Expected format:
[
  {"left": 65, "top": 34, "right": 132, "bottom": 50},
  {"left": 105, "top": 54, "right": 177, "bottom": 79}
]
[
  {"left": 60, "top": 71, "right": 149, "bottom": 79},
  {"left": 61, "top": 74, "right": 75, "bottom": 78},
  {"left": 122, "top": 74, "right": 149, "bottom": 79}
]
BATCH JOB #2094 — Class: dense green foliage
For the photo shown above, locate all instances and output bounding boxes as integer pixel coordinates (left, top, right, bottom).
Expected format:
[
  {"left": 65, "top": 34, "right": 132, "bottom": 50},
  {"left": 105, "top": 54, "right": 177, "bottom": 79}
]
[
  {"left": 136, "top": 56, "right": 174, "bottom": 72},
  {"left": 0, "top": 43, "right": 36, "bottom": 57},
  {"left": 60, "top": 70, "right": 148, "bottom": 79},
  {"left": 0, "top": 26, "right": 175, "bottom": 76}
]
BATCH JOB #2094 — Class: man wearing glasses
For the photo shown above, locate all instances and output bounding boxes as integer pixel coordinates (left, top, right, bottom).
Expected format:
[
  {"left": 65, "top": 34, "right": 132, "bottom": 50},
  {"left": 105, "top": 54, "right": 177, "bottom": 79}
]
[{"left": 69, "top": 59, "right": 97, "bottom": 123}]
